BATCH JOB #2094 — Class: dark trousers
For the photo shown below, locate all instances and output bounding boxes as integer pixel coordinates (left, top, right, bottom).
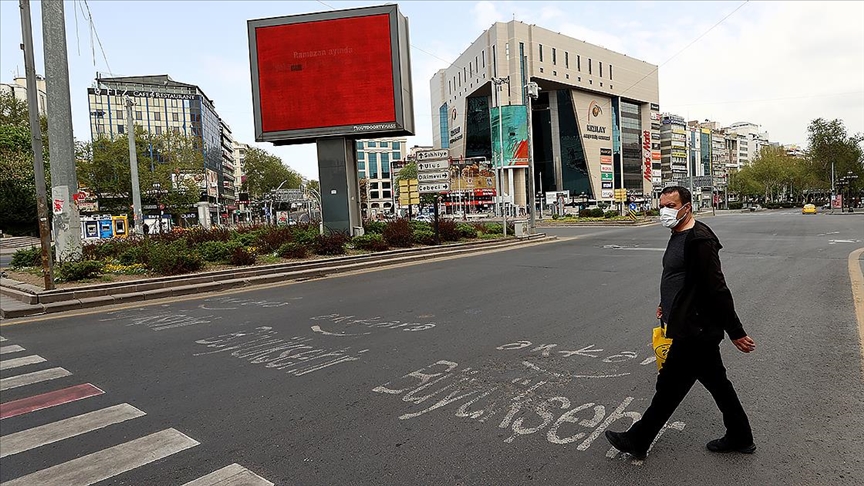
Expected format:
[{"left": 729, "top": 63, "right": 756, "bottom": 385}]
[{"left": 628, "top": 336, "right": 753, "bottom": 448}]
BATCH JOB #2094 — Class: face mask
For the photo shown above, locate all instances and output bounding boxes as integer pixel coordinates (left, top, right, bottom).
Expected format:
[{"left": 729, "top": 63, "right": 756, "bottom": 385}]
[{"left": 659, "top": 204, "right": 688, "bottom": 229}]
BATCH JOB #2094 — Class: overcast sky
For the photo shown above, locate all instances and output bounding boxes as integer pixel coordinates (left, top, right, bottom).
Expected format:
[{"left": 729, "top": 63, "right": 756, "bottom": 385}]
[{"left": 2, "top": 1, "right": 862, "bottom": 180}]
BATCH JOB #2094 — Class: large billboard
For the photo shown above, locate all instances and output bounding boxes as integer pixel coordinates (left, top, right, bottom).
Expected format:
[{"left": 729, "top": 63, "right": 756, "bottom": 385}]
[
  {"left": 248, "top": 5, "right": 414, "bottom": 144},
  {"left": 490, "top": 105, "right": 529, "bottom": 167}
]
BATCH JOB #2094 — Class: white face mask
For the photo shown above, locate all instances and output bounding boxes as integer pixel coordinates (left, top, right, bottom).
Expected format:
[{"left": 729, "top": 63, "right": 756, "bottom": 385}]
[{"left": 659, "top": 205, "right": 688, "bottom": 229}]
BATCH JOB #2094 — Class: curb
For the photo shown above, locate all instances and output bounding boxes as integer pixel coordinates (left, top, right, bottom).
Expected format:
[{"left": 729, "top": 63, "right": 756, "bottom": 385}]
[{"left": 1, "top": 234, "right": 555, "bottom": 320}]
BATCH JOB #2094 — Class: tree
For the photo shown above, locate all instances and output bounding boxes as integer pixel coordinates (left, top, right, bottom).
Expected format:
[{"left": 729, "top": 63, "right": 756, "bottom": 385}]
[
  {"left": 0, "top": 91, "right": 49, "bottom": 235},
  {"left": 76, "top": 127, "right": 202, "bottom": 214},
  {"left": 395, "top": 161, "right": 417, "bottom": 181},
  {"left": 241, "top": 147, "right": 302, "bottom": 199},
  {"left": 806, "top": 118, "right": 864, "bottom": 188}
]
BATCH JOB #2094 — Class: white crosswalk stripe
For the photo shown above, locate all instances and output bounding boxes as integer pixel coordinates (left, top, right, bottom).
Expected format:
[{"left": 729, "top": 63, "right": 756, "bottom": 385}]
[
  {"left": 1, "top": 428, "right": 199, "bottom": 486},
  {"left": 0, "top": 367, "right": 71, "bottom": 391},
  {"left": 0, "top": 355, "right": 47, "bottom": 371},
  {"left": 0, "top": 336, "right": 7, "bottom": 341},
  {"left": 183, "top": 463, "right": 274, "bottom": 486},
  {"left": 0, "top": 403, "right": 146, "bottom": 458},
  {"left": 0, "top": 345, "right": 25, "bottom": 355}
]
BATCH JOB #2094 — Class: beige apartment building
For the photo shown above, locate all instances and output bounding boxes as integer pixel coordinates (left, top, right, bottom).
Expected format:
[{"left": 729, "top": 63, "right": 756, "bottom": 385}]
[{"left": 431, "top": 20, "right": 660, "bottom": 208}]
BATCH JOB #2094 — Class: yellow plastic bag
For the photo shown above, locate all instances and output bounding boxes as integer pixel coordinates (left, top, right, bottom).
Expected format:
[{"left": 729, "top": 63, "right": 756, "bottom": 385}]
[{"left": 652, "top": 322, "right": 672, "bottom": 371}]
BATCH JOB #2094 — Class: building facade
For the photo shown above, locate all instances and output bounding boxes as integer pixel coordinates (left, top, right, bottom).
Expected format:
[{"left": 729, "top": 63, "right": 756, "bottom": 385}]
[
  {"left": 723, "top": 122, "right": 769, "bottom": 168},
  {"left": 1, "top": 75, "right": 48, "bottom": 115},
  {"left": 660, "top": 113, "right": 688, "bottom": 185},
  {"left": 430, "top": 20, "right": 660, "bottom": 208},
  {"left": 355, "top": 137, "right": 407, "bottom": 217},
  {"left": 86, "top": 75, "right": 232, "bottom": 222},
  {"left": 232, "top": 141, "right": 251, "bottom": 222}
]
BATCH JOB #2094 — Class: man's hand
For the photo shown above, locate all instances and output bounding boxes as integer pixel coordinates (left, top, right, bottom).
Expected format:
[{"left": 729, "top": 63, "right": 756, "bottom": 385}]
[
  {"left": 732, "top": 336, "right": 756, "bottom": 353},
  {"left": 656, "top": 306, "right": 663, "bottom": 320}
]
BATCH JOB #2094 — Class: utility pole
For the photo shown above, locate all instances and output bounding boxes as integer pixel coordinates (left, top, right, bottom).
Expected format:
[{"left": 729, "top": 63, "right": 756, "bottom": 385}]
[
  {"left": 42, "top": 0, "right": 81, "bottom": 260},
  {"left": 126, "top": 97, "right": 144, "bottom": 234},
  {"left": 20, "top": 0, "right": 54, "bottom": 289}
]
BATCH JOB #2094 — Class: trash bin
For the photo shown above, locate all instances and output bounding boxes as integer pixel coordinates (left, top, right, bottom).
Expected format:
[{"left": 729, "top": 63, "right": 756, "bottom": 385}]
[{"left": 513, "top": 220, "right": 529, "bottom": 238}]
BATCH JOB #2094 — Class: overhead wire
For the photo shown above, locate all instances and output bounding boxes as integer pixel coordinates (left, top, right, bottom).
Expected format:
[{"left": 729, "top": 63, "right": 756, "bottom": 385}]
[{"left": 81, "top": 0, "right": 113, "bottom": 75}]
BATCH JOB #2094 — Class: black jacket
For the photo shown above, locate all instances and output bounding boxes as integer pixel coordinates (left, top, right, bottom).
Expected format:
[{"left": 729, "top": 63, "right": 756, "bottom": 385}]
[{"left": 666, "top": 220, "right": 746, "bottom": 341}]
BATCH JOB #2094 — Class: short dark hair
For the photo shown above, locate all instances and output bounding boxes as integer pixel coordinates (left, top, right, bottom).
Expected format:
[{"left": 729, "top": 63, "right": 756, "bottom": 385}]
[{"left": 660, "top": 185, "right": 692, "bottom": 205}]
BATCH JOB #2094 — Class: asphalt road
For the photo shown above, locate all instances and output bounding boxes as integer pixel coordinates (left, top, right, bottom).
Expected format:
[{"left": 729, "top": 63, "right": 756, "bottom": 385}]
[{"left": 1, "top": 210, "right": 863, "bottom": 485}]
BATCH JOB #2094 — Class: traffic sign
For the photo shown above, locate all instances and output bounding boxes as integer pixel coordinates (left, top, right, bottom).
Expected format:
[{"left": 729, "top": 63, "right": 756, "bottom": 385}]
[
  {"left": 601, "top": 172, "right": 614, "bottom": 181},
  {"left": 418, "top": 182, "right": 450, "bottom": 193},
  {"left": 418, "top": 171, "right": 449, "bottom": 182},
  {"left": 417, "top": 160, "right": 450, "bottom": 171},
  {"left": 629, "top": 203, "right": 637, "bottom": 211},
  {"left": 415, "top": 149, "right": 449, "bottom": 161}
]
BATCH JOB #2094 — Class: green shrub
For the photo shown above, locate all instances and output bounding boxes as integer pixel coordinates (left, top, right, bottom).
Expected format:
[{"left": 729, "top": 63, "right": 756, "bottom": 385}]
[
  {"left": 728, "top": 202, "right": 743, "bottom": 210},
  {"left": 363, "top": 220, "right": 387, "bottom": 234},
  {"left": 437, "top": 219, "right": 459, "bottom": 242},
  {"left": 456, "top": 223, "right": 478, "bottom": 239},
  {"left": 352, "top": 233, "right": 389, "bottom": 251},
  {"left": 483, "top": 223, "right": 504, "bottom": 235},
  {"left": 231, "top": 231, "right": 257, "bottom": 247},
  {"left": 292, "top": 227, "right": 320, "bottom": 247},
  {"left": 644, "top": 209, "right": 660, "bottom": 216},
  {"left": 148, "top": 241, "right": 203, "bottom": 276},
  {"left": 578, "top": 209, "right": 592, "bottom": 217},
  {"left": 552, "top": 213, "right": 560, "bottom": 220},
  {"left": 412, "top": 229, "right": 436, "bottom": 245},
  {"left": 118, "top": 245, "right": 149, "bottom": 265},
  {"left": 56, "top": 260, "right": 103, "bottom": 281},
  {"left": 277, "top": 242, "right": 309, "bottom": 259},
  {"left": 383, "top": 219, "right": 414, "bottom": 248},
  {"left": 197, "top": 241, "right": 237, "bottom": 262},
  {"left": 314, "top": 232, "right": 349, "bottom": 256},
  {"left": 590, "top": 208, "right": 605, "bottom": 218},
  {"left": 410, "top": 220, "right": 432, "bottom": 232},
  {"left": 604, "top": 210, "right": 617, "bottom": 219},
  {"left": 11, "top": 246, "right": 42, "bottom": 267},
  {"left": 183, "top": 227, "right": 232, "bottom": 246},
  {"left": 228, "top": 246, "right": 257, "bottom": 266}
]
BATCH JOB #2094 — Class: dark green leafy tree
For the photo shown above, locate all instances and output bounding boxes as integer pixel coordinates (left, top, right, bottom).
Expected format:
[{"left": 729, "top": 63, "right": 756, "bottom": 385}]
[
  {"left": 0, "top": 91, "right": 49, "bottom": 235},
  {"left": 241, "top": 147, "right": 302, "bottom": 200},
  {"left": 806, "top": 118, "right": 864, "bottom": 186}
]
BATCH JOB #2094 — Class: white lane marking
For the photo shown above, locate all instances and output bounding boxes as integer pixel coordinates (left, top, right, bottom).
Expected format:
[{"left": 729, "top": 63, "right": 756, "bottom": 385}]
[
  {"left": 0, "top": 367, "right": 71, "bottom": 391},
  {"left": 0, "top": 336, "right": 7, "bottom": 341},
  {"left": 310, "top": 325, "right": 371, "bottom": 337},
  {"left": 182, "top": 463, "right": 274, "bottom": 486},
  {"left": 830, "top": 239, "right": 860, "bottom": 244},
  {"left": 0, "top": 355, "right": 47, "bottom": 371},
  {"left": 639, "top": 356, "right": 657, "bottom": 366},
  {"left": 0, "top": 345, "right": 25, "bottom": 355},
  {"left": 0, "top": 403, "right": 146, "bottom": 458},
  {"left": 1, "top": 428, "right": 199, "bottom": 486}
]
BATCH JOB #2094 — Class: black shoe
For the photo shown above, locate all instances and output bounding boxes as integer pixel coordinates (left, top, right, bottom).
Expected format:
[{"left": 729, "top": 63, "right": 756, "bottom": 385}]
[
  {"left": 605, "top": 430, "right": 647, "bottom": 459},
  {"left": 706, "top": 436, "right": 756, "bottom": 454}
]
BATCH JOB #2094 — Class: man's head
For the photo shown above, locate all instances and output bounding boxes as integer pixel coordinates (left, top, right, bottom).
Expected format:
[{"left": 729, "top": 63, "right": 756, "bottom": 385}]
[{"left": 659, "top": 186, "right": 693, "bottom": 231}]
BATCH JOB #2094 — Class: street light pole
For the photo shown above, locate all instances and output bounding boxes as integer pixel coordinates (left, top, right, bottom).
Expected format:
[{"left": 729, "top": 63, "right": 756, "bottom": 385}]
[
  {"left": 492, "top": 76, "right": 510, "bottom": 236},
  {"left": 525, "top": 81, "right": 540, "bottom": 230}
]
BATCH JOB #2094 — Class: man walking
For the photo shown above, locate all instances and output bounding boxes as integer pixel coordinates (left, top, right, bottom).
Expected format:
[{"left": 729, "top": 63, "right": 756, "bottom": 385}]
[{"left": 605, "top": 186, "right": 756, "bottom": 459}]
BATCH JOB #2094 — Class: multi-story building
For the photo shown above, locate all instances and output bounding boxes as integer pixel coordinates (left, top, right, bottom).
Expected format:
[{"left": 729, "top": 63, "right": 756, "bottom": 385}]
[
  {"left": 430, "top": 20, "right": 660, "bottom": 208},
  {"left": 232, "top": 141, "right": 251, "bottom": 222},
  {"left": 723, "top": 122, "right": 769, "bottom": 167},
  {"left": 219, "top": 120, "right": 236, "bottom": 223},
  {"left": 355, "top": 137, "right": 408, "bottom": 217},
  {"left": 86, "top": 74, "right": 228, "bottom": 223},
  {"left": 660, "top": 113, "right": 688, "bottom": 185},
  {"left": 1, "top": 75, "right": 47, "bottom": 115}
]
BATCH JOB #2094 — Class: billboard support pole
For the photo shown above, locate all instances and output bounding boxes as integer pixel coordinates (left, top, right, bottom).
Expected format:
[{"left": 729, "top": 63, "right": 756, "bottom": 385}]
[
  {"left": 493, "top": 77, "right": 509, "bottom": 236},
  {"left": 316, "top": 137, "right": 362, "bottom": 235}
]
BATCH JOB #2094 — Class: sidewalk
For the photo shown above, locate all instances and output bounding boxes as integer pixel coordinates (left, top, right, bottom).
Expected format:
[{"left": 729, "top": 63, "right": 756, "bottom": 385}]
[{"left": 0, "top": 234, "right": 556, "bottom": 320}]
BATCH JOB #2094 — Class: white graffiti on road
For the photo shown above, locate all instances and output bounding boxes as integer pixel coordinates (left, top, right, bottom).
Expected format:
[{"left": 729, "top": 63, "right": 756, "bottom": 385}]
[
  {"left": 372, "top": 359, "right": 683, "bottom": 457},
  {"left": 100, "top": 310, "right": 220, "bottom": 331},
  {"left": 194, "top": 326, "right": 368, "bottom": 377},
  {"left": 309, "top": 314, "right": 436, "bottom": 334},
  {"left": 199, "top": 296, "right": 300, "bottom": 310}
]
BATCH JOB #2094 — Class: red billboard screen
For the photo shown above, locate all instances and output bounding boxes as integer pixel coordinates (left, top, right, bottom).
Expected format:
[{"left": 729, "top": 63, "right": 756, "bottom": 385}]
[{"left": 255, "top": 14, "right": 395, "bottom": 132}]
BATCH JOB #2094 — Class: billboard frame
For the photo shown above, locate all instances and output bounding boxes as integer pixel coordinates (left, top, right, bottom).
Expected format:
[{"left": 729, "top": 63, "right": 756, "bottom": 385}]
[{"left": 247, "top": 4, "right": 414, "bottom": 145}]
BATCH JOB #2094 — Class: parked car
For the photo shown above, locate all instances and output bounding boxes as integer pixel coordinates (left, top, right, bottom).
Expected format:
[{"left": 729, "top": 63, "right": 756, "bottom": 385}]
[{"left": 802, "top": 204, "right": 817, "bottom": 214}]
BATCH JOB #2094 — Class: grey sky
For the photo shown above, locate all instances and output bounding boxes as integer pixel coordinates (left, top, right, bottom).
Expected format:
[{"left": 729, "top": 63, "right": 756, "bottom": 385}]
[{"left": 2, "top": 1, "right": 862, "bottom": 180}]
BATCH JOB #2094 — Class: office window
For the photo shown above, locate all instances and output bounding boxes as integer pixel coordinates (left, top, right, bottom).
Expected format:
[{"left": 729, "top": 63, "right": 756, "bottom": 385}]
[
  {"left": 383, "top": 190, "right": 391, "bottom": 199},
  {"left": 369, "top": 153, "right": 378, "bottom": 178},
  {"left": 379, "top": 141, "right": 389, "bottom": 148},
  {"left": 357, "top": 151, "right": 365, "bottom": 160},
  {"left": 358, "top": 160, "right": 365, "bottom": 172},
  {"left": 539, "top": 44, "right": 543, "bottom": 62},
  {"left": 609, "top": 64, "right": 613, "bottom": 80},
  {"left": 552, "top": 48, "right": 556, "bottom": 65},
  {"left": 381, "top": 153, "right": 390, "bottom": 178},
  {"left": 135, "top": 110, "right": 142, "bottom": 120},
  {"left": 155, "top": 126, "right": 162, "bottom": 135},
  {"left": 356, "top": 141, "right": 363, "bottom": 150},
  {"left": 588, "top": 59, "right": 592, "bottom": 75},
  {"left": 392, "top": 151, "right": 401, "bottom": 160},
  {"left": 173, "top": 112, "right": 179, "bottom": 122},
  {"left": 383, "top": 181, "right": 391, "bottom": 189},
  {"left": 475, "top": 56, "right": 478, "bottom": 73},
  {"left": 565, "top": 51, "right": 569, "bottom": 69},
  {"left": 370, "top": 191, "right": 380, "bottom": 199},
  {"left": 599, "top": 62, "right": 603, "bottom": 78},
  {"left": 577, "top": 55, "right": 581, "bottom": 71},
  {"left": 458, "top": 72, "right": 461, "bottom": 87},
  {"left": 367, "top": 141, "right": 377, "bottom": 147},
  {"left": 482, "top": 50, "right": 485, "bottom": 68},
  {"left": 469, "top": 63, "right": 473, "bottom": 77},
  {"left": 492, "top": 45, "right": 497, "bottom": 76},
  {"left": 505, "top": 43, "right": 509, "bottom": 61},
  {"left": 464, "top": 67, "right": 467, "bottom": 80},
  {"left": 153, "top": 112, "right": 161, "bottom": 121},
  {"left": 117, "top": 124, "right": 124, "bottom": 134},
  {"left": 540, "top": 68, "right": 544, "bottom": 73},
  {"left": 116, "top": 110, "right": 123, "bottom": 120}
]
